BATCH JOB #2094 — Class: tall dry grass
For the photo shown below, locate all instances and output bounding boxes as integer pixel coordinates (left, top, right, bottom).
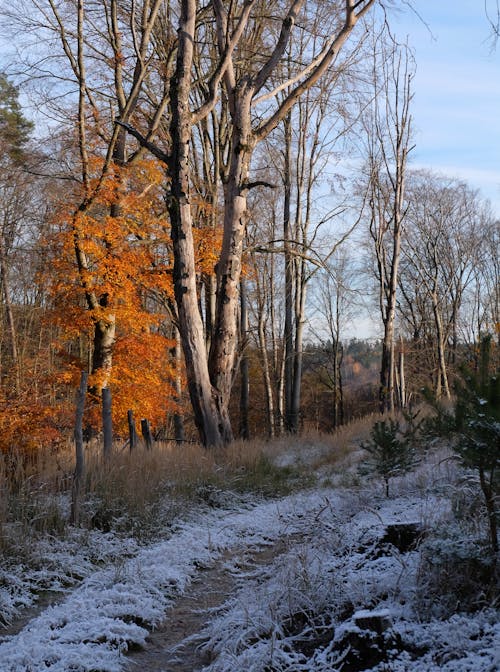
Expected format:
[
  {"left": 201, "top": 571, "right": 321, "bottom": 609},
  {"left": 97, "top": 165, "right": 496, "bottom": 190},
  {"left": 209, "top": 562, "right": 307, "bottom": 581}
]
[{"left": 0, "top": 419, "right": 379, "bottom": 553}]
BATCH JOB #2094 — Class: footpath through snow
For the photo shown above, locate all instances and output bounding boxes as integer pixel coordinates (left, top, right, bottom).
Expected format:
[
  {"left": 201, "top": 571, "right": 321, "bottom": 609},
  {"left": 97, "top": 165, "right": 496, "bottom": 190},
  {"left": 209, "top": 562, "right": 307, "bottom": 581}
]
[
  {"left": 0, "top": 492, "right": 337, "bottom": 671},
  {"left": 0, "top": 486, "right": 499, "bottom": 671}
]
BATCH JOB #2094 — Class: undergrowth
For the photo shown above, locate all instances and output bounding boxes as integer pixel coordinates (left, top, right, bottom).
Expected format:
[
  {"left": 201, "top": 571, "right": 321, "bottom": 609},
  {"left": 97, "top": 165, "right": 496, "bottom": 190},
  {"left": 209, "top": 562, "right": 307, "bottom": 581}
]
[
  {"left": 0, "top": 428, "right": 351, "bottom": 554},
  {"left": 1, "top": 413, "right": 498, "bottom": 665}
]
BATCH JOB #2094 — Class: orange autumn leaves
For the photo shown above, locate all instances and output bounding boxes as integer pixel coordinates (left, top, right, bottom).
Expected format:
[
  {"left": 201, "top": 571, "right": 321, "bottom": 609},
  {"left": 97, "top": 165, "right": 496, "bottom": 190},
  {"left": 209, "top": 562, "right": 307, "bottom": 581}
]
[{"left": 40, "top": 158, "right": 221, "bottom": 439}]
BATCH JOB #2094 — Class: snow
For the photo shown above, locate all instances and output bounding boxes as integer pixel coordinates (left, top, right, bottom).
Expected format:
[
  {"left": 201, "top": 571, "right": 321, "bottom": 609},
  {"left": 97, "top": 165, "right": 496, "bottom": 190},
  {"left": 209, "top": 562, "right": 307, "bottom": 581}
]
[
  {"left": 0, "top": 493, "right": 336, "bottom": 671},
  {"left": 1, "top": 463, "right": 498, "bottom": 671}
]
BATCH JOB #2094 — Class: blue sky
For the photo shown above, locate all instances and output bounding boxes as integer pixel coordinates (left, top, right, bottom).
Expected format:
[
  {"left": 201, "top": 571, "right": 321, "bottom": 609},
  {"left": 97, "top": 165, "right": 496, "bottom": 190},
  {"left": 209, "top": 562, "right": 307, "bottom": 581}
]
[
  {"left": 391, "top": 1, "right": 500, "bottom": 213},
  {"left": 2, "top": 1, "right": 497, "bottom": 212}
]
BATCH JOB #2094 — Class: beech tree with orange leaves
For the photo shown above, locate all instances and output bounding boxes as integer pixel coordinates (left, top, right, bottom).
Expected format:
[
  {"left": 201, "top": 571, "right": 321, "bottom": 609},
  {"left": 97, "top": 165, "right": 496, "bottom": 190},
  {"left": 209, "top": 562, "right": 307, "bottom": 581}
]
[
  {"left": 45, "top": 158, "right": 179, "bottom": 433},
  {"left": 2, "top": 0, "right": 179, "bottom": 437}
]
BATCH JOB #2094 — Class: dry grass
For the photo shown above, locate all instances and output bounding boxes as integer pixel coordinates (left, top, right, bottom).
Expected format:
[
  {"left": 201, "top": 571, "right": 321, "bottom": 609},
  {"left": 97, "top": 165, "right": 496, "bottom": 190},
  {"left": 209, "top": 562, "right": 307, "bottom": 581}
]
[
  {"left": 0, "top": 418, "right": 379, "bottom": 550},
  {"left": 304, "top": 413, "right": 385, "bottom": 473}
]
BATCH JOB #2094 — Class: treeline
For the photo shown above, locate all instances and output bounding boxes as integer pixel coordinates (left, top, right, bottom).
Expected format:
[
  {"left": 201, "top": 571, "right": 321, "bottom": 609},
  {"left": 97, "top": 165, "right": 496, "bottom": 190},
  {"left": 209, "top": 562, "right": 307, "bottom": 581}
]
[{"left": 0, "top": 1, "right": 498, "bottom": 451}]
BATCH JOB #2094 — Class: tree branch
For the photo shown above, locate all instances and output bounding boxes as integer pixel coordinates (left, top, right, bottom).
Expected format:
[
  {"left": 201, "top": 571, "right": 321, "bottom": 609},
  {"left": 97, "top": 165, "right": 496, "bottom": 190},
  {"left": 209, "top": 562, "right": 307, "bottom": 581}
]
[
  {"left": 254, "top": 0, "right": 375, "bottom": 142},
  {"left": 115, "top": 120, "right": 171, "bottom": 165},
  {"left": 191, "top": 0, "right": 257, "bottom": 125},
  {"left": 241, "top": 180, "right": 277, "bottom": 190}
]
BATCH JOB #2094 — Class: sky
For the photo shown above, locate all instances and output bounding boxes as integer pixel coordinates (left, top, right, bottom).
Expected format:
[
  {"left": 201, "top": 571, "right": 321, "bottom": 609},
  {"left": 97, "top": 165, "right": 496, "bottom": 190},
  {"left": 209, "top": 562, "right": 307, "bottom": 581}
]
[
  {"left": 390, "top": 1, "right": 500, "bottom": 213},
  {"left": 2, "top": 1, "right": 497, "bottom": 213}
]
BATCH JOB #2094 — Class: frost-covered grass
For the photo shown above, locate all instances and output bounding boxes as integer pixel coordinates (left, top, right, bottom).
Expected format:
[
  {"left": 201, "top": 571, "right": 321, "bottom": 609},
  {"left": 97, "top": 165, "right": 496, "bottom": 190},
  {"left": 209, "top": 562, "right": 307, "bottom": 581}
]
[
  {"left": 0, "top": 492, "right": 345, "bottom": 671},
  {"left": 1, "top": 420, "right": 498, "bottom": 671},
  {"left": 0, "top": 430, "right": 334, "bottom": 630},
  {"left": 0, "top": 526, "right": 141, "bottom": 628},
  {"left": 192, "top": 492, "right": 499, "bottom": 671}
]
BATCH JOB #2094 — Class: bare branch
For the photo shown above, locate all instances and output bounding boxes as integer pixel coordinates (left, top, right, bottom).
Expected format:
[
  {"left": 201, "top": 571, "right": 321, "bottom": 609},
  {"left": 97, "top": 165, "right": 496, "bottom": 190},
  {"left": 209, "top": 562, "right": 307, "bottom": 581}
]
[
  {"left": 252, "top": 0, "right": 305, "bottom": 96},
  {"left": 255, "top": 0, "right": 376, "bottom": 141},
  {"left": 192, "top": 0, "right": 257, "bottom": 124},
  {"left": 241, "top": 180, "right": 277, "bottom": 190},
  {"left": 115, "top": 120, "right": 170, "bottom": 165}
]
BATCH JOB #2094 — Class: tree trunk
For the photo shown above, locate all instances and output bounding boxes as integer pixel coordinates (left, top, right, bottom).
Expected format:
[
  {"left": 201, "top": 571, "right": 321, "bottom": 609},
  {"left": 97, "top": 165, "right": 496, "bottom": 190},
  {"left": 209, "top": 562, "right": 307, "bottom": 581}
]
[
  {"left": 208, "top": 87, "right": 255, "bottom": 440},
  {"left": 398, "top": 342, "right": 406, "bottom": 408},
  {"left": 127, "top": 409, "right": 138, "bottom": 451},
  {"left": 332, "top": 340, "right": 345, "bottom": 429},
  {"left": 283, "top": 113, "right": 294, "bottom": 432},
  {"left": 90, "top": 308, "right": 116, "bottom": 394},
  {"left": 239, "top": 278, "right": 250, "bottom": 439},
  {"left": 289, "top": 281, "right": 306, "bottom": 433},
  {"left": 380, "top": 322, "right": 395, "bottom": 413},
  {"left": 173, "top": 327, "right": 186, "bottom": 444},
  {"left": 203, "top": 273, "right": 217, "bottom": 351},
  {"left": 258, "top": 314, "right": 275, "bottom": 438},
  {"left": 141, "top": 418, "right": 153, "bottom": 449},
  {"left": 432, "top": 290, "right": 450, "bottom": 399},
  {"left": 338, "top": 344, "right": 345, "bottom": 426},
  {"left": 269, "top": 255, "right": 284, "bottom": 436},
  {"left": 71, "top": 371, "right": 88, "bottom": 526},
  {"left": 0, "top": 238, "right": 20, "bottom": 393},
  {"left": 102, "top": 387, "right": 113, "bottom": 458},
  {"left": 378, "top": 143, "right": 405, "bottom": 415},
  {"left": 479, "top": 466, "right": 498, "bottom": 556},
  {"left": 167, "top": 0, "right": 226, "bottom": 447}
]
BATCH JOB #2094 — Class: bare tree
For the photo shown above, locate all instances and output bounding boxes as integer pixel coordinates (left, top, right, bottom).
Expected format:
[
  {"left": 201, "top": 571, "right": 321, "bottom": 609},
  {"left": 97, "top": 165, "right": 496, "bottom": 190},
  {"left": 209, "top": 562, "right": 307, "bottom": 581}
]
[
  {"left": 400, "top": 172, "right": 482, "bottom": 398},
  {"left": 363, "top": 34, "right": 414, "bottom": 412},
  {"left": 142, "top": 0, "right": 376, "bottom": 445},
  {"left": 247, "top": 188, "right": 284, "bottom": 438},
  {"left": 283, "top": 82, "right": 355, "bottom": 433},
  {"left": 311, "top": 248, "right": 360, "bottom": 428},
  {"left": 451, "top": 207, "right": 498, "bottom": 358}
]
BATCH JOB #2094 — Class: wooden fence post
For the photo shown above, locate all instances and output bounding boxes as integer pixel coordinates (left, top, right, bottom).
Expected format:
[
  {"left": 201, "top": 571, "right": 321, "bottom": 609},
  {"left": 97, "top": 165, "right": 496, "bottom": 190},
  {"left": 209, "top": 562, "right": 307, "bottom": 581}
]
[
  {"left": 127, "top": 410, "right": 138, "bottom": 451},
  {"left": 71, "top": 370, "right": 88, "bottom": 526},
  {"left": 141, "top": 418, "right": 153, "bottom": 450},
  {"left": 102, "top": 387, "right": 113, "bottom": 458}
]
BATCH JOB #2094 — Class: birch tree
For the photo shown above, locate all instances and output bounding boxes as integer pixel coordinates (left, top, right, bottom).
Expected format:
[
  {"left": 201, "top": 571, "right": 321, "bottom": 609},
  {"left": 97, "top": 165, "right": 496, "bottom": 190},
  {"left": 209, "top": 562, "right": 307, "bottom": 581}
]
[{"left": 363, "top": 35, "right": 414, "bottom": 412}]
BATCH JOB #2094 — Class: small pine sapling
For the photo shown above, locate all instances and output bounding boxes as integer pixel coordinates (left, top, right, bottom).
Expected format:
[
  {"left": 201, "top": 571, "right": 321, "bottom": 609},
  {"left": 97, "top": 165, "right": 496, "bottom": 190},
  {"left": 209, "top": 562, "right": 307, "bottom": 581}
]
[
  {"left": 360, "top": 418, "right": 420, "bottom": 496},
  {"left": 453, "top": 336, "right": 499, "bottom": 557}
]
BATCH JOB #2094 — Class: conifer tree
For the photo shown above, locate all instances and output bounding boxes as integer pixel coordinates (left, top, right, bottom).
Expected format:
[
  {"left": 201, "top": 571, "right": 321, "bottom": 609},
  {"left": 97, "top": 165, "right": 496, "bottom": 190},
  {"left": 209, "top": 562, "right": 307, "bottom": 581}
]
[
  {"left": 454, "top": 336, "right": 499, "bottom": 555},
  {"left": 360, "top": 417, "right": 419, "bottom": 496},
  {"left": 0, "top": 73, "right": 32, "bottom": 162}
]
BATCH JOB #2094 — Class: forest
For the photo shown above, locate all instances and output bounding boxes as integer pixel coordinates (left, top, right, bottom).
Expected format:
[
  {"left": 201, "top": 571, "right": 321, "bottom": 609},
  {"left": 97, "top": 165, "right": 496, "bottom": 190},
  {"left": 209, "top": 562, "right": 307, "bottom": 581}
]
[
  {"left": 0, "top": 3, "right": 499, "bottom": 670},
  {"left": 0, "top": 0, "right": 496, "bottom": 453}
]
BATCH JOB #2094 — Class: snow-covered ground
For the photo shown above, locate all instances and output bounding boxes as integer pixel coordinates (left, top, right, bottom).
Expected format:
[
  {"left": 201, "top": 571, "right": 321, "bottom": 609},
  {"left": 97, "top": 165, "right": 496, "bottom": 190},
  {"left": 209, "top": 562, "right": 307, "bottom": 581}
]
[{"left": 0, "top": 451, "right": 499, "bottom": 671}]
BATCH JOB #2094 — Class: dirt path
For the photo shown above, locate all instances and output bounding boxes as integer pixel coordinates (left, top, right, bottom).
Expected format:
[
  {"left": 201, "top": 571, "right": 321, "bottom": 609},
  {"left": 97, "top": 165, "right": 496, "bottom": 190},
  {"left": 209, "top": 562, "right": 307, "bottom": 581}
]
[
  {"left": 125, "top": 537, "right": 298, "bottom": 672},
  {"left": 0, "top": 591, "right": 65, "bottom": 642}
]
